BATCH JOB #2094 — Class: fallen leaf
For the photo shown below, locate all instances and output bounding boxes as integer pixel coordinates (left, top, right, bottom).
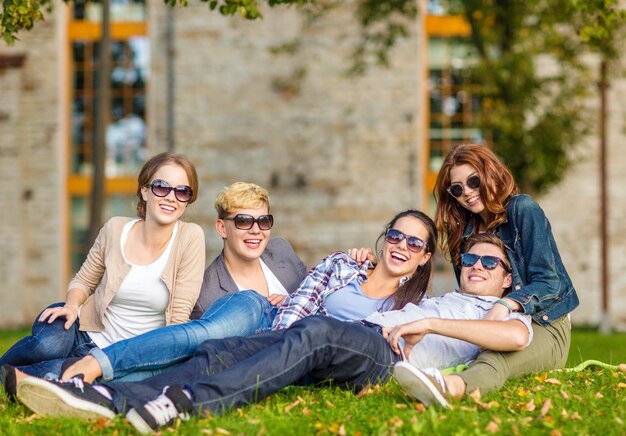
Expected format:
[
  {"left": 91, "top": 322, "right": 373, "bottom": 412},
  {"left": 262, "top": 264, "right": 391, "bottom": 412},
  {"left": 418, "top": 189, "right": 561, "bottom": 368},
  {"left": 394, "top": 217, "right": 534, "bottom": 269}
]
[
  {"left": 485, "top": 420, "right": 500, "bottom": 433},
  {"left": 356, "top": 386, "right": 374, "bottom": 397},
  {"left": 285, "top": 396, "right": 305, "bottom": 412},
  {"left": 517, "top": 388, "right": 529, "bottom": 397},
  {"left": 216, "top": 428, "right": 231, "bottom": 435},
  {"left": 561, "top": 408, "right": 569, "bottom": 418},
  {"left": 571, "top": 412, "right": 581, "bottom": 420},
  {"left": 201, "top": 430, "right": 214, "bottom": 435},
  {"left": 559, "top": 390, "right": 570, "bottom": 399},
  {"left": 483, "top": 401, "right": 500, "bottom": 410},
  {"left": 618, "top": 363, "right": 626, "bottom": 372},
  {"left": 302, "top": 408, "right": 311, "bottom": 416},
  {"left": 326, "top": 400, "right": 336, "bottom": 409},
  {"left": 414, "top": 403, "right": 427, "bottom": 413},
  {"left": 469, "top": 388, "right": 482, "bottom": 402},
  {"left": 534, "top": 374, "right": 547, "bottom": 382},
  {"left": 617, "top": 382, "right": 626, "bottom": 389},
  {"left": 544, "top": 378, "right": 562, "bottom": 385},
  {"left": 91, "top": 418, "right": 110, "bottom": 431},
  {"left": 338, "top": 424, "right": 347, "bottom": 436},
  {"left": 538, "top": 399, "right": 553, "bottom": 419},
  {"left": 616, "top": 417, "right": 624, "bottom": 425},
  {"left": 387, "top": 416, "right": 404, "bottom": 428},
  {"left": 525, "top": 399, "right": 536, "bottom": 412},
  {"left": 550, "top": 430, "right": 562, "bottom": 436},
  {"left": 395, "top": 403, "right": 408, "bottom": 409},
  {"left": 595, "top": 392, "right": 604, "bottom": 398},
  {"left": 24, "top": 414, "right": 39, "bottom": 423},
  {"left": 314, "top": 422, "right": 324, "bottom": 430}
]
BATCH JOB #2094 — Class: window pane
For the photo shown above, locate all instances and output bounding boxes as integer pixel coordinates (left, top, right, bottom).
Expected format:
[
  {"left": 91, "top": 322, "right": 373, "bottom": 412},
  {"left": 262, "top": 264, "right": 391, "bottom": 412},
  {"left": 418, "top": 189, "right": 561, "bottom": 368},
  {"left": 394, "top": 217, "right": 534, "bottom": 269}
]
[
  {"left": 73, "top": 0, "right": 147, "bottom": 22},
  {"left": 70, "top": 38, "right": 148, "bottom": 177},
  {"left": 427, "top": 38, "right": 486, "bottom": 173}
]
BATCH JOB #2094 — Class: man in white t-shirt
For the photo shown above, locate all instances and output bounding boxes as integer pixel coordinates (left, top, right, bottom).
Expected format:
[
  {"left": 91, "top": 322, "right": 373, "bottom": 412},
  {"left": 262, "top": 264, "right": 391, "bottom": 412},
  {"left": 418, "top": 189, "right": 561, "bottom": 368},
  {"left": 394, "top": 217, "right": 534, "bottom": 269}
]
[{"left": 15, "top": 233, "right": 531, "bottom": 431}]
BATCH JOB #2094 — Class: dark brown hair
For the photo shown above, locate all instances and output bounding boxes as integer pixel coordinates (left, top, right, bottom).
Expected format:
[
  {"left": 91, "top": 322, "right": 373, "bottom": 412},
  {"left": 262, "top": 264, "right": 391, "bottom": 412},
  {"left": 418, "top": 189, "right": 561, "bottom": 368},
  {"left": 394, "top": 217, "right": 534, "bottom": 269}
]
[
  {"left": 374, "top": 209, "right": 438, "bottom": 311},
  {"left": 136, "top": 152, "right": 199, "bottom": 219},
  {"left": 434, "top": 144, "right": 518, "bottom": 269}
]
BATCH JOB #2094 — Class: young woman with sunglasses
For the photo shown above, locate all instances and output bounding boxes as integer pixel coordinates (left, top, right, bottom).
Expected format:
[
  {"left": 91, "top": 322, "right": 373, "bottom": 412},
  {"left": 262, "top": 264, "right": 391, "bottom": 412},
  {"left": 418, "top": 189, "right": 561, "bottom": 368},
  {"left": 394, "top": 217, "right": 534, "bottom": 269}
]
[
  {"left": 53, "top": 182, "right": 308, "bottom": 384},
  {"left": 0, "top": 152, "right": 205, "bottom": 385},
  {"left": 432, "top": 143, "right": 579, "bottom": 401},
  {"left": 58, "top": 208, "right": 435, "bottom": 385},
  {"left": 273, "top": 209, "right": 436, "bottom": 329}
]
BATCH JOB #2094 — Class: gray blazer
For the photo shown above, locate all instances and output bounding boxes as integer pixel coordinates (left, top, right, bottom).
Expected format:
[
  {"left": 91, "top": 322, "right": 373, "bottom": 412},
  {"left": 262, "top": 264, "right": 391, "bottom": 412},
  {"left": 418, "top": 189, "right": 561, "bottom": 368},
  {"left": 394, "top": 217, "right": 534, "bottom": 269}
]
[{"left": 191, "top": 238, "right": 308, "bottom": 319}]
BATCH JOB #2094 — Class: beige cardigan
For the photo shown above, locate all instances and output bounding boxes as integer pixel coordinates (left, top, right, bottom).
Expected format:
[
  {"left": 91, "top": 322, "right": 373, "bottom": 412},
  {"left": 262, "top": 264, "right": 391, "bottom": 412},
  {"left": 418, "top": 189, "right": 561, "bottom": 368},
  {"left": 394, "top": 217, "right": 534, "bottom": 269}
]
[{"left": 68, "top": 217, "right": 206, "bottom": 332}]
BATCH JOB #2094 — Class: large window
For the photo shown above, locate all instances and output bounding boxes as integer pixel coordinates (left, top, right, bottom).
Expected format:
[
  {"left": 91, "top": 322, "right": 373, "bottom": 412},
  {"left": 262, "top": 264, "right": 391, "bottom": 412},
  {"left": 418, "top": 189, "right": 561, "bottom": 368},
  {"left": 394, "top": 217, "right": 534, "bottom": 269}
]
[
  {"left": 67, "top": 0, "right": 148, "bottom": 275},
  {"left": 422, "top": 13, "right": 487, "bottom": 200}
]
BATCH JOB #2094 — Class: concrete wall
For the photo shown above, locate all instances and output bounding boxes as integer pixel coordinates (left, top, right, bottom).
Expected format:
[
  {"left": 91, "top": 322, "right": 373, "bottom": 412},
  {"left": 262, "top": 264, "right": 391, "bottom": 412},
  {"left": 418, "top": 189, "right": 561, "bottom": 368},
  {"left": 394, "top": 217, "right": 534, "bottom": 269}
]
[{"left": 0, "top": 13, "right": 63, "bottom": 327}]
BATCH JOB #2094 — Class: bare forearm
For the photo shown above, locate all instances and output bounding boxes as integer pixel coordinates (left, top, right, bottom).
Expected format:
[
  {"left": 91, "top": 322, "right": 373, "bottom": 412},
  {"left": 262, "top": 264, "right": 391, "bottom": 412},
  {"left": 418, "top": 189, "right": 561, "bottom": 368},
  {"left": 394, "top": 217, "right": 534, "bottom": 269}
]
[
  {"left": 65, "top": 288, "right": 88, "bottom": 310},
  {"left": 424, "top": 318, "right": 529, "bottom": 351}
]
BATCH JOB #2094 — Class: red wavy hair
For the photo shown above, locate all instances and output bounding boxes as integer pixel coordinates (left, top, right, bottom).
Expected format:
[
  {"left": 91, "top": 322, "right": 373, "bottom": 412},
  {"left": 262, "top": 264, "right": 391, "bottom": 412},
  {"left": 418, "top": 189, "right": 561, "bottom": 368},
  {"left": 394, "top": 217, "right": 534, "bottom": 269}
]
[{"left": 433, "top": 144, "right": 519, "bottom": 268}]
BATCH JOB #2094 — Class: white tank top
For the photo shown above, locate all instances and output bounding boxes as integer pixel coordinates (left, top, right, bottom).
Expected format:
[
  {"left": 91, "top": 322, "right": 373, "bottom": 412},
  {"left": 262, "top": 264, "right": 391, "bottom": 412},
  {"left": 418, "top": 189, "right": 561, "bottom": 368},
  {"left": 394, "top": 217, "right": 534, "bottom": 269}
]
[{"left": 88, "top": 219, "right": 177, "bottom": 348}]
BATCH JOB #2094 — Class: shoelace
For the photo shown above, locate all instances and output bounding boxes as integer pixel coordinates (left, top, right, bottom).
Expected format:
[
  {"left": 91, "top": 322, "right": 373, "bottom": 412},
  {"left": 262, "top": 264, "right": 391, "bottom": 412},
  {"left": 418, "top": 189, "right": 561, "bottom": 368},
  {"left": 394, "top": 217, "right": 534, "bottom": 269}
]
[
  {"left": 422, "top": 368, "right": 447, "bottom": 393},
  {"left": 144, "top": 391, "right": 188, "bottom": 426},
  {"left": 57, "top": 377, "right": 86, "bottom": 393}
]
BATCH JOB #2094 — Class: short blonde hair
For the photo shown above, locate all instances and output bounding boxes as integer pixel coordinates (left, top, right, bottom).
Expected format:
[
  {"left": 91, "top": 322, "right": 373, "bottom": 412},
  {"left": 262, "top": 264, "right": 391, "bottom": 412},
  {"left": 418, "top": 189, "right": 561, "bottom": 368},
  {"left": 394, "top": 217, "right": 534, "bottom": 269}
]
[{"left": 214, "top": 182, "right": 270, "bottom": 218}]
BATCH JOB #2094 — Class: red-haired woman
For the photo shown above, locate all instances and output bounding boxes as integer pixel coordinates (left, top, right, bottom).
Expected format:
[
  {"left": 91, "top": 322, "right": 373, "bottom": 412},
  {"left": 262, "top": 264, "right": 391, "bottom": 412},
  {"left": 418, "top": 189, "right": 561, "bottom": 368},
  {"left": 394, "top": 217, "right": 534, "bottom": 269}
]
[{"left": 429, "top": 143, "right": 578, "bottom": 403}]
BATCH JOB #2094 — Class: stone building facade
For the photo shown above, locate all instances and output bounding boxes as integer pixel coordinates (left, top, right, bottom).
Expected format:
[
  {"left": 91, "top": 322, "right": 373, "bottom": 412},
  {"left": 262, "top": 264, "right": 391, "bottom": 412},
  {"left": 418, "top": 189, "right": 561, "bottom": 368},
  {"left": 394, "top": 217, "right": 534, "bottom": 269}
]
[{"left": 0, "top": 1, "right": 624, "bottom": 329}]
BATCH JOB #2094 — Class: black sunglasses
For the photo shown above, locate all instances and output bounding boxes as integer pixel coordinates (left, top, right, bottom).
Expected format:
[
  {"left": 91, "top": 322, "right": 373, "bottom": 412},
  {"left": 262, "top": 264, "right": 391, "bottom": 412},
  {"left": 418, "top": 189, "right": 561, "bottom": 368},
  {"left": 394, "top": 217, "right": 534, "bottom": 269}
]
[
  {"left": 461, "top": 253, "right": 511, "bottom": 272},
  {"left": 223, "top": 214, "right": 274, "bottom": 230},
  {"left": 150, "top": 179, "right": 193, "bottom": 203},
  {"left": 447, "top": 174, "right": 480, "bottom": 198},
  {"left": 385, "top": 228, "right": 427, "bottom": 253}
]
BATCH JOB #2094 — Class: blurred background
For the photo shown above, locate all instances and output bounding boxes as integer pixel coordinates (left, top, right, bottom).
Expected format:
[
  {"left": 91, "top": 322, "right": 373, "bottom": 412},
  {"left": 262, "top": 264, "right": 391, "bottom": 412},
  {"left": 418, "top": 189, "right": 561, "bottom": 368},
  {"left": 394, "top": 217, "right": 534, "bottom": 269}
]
[{"left": 0, "top": 0, "right": 624, "bottom": 330}]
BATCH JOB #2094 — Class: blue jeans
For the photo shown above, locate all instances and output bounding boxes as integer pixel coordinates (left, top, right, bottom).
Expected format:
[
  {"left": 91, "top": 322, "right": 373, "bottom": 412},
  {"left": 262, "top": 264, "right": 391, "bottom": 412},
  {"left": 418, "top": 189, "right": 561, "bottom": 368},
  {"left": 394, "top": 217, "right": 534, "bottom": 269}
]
[
  {"left": 103, "top": 316, "right": 400, "bottom": 414},
  {"left": 92, "top": 290, "right": 277, "bottom": 382},
  {"left": 0, "top": 303, "right": 96, "bottom": 378}
]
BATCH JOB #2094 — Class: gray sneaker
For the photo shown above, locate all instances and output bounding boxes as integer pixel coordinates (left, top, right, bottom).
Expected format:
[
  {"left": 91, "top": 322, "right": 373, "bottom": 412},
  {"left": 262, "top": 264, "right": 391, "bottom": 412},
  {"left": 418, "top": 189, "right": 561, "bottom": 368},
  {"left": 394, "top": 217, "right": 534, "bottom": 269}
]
[{"left": 393, "top": 362, "right": 450, "bottom": 408}]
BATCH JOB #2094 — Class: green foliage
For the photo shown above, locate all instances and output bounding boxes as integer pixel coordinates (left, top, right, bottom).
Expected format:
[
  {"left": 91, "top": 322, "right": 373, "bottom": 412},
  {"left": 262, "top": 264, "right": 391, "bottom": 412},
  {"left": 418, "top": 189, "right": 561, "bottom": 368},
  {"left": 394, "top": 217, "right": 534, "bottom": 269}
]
[
  {"left": 347, "top": 0, "right": 625, "bottom": 193},
  {"left": 458, "top": 0, "right": 593, "bottom": 193},
  {"left": 0, "top": 0, "right": 313, "bottom": 43},
  {"left": 0, "top": 0, "right": 52, "bottom": 44}
]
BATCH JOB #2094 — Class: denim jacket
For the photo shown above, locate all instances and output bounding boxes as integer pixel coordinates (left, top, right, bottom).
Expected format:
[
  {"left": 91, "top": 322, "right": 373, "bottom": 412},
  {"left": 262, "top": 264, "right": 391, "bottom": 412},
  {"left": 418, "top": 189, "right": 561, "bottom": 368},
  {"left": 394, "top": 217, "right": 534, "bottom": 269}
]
[{"left": 458, "top": 194, "right": 579, "bottom": 327}]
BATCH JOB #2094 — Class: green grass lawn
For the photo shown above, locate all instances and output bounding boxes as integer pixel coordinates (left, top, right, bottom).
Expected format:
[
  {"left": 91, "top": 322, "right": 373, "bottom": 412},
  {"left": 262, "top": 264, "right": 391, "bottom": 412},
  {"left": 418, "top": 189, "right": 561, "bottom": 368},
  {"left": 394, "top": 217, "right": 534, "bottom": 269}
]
[{"left": 1, "top": 328, "right": 625, "bottom": 435}]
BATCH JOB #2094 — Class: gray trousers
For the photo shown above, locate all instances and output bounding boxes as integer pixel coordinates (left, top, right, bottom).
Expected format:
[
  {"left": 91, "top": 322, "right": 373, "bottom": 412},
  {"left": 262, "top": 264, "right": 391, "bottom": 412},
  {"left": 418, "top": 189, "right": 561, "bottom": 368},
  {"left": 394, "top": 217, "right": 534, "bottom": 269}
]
[{"left": 460, "top": 315, "right": 571, "bottom": 394}]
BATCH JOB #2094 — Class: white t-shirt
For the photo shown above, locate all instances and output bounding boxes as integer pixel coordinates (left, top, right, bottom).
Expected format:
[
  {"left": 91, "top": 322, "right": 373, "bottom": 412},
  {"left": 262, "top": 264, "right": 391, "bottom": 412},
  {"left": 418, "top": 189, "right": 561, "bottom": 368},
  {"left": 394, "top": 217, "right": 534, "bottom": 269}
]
[
  {"left": 88, "top": 219, "right": 177, "bottom": 348},
  {"left": 233, "top": 258, "right": 288, "bottom": 296},
  {"left": 365, "top": 291, "right": 533, "bottom": 370}
]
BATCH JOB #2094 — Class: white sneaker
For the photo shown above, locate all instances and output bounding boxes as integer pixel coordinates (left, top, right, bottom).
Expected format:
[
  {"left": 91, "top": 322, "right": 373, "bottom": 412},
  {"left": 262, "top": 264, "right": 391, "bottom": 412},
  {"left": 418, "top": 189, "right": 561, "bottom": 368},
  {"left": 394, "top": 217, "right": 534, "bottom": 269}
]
[{"left": 393, "top": 362, "right": 450, "bottom": 408}]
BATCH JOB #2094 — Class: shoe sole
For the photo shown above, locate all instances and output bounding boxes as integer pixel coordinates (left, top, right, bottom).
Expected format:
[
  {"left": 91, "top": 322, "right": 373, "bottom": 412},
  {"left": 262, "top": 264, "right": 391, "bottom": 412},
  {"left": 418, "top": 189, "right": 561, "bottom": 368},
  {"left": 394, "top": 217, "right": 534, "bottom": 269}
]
[
  {"left": 16, "top": 377, "right": 116, "bottom": 419},
  {"left": 125, "top": 408, "right": 156, "bottom": 435},
  {"left": 393, "top": 362, "right": 450, "bottom": 408}
]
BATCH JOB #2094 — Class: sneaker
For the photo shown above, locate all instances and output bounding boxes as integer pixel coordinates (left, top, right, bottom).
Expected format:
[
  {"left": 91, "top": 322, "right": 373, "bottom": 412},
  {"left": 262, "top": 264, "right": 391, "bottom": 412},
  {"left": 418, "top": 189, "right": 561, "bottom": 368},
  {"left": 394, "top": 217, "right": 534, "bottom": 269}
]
[
  {"left": 393, "top": 362, "right": 450, "bottom": 408},
  {"left": 125, "top": 385, "right": 192, "bottom": 434},
  {"left": 16, "top": 375, "right": 116, "bottom": 419},
  {"left": 0, "top": 365, "right": 17, "bottom": 400}
]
